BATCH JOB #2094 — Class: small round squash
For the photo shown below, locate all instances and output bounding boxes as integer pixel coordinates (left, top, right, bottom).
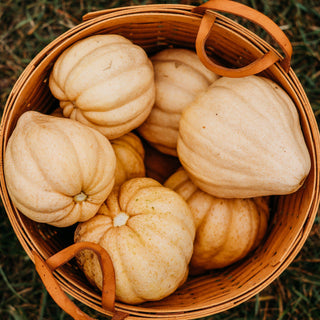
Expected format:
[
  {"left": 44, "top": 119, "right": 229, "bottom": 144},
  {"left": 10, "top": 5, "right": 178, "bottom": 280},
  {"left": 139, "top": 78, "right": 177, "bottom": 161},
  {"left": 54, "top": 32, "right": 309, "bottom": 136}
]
[
  {"left": 138, "top": 48, "right": 219, "bottom": 156},
  {"left": 49, "top": 34, "right": 155, "bottom": 140},
  {"left": 111, "top": 132, "right": 146, "bottom": 186},
  {"left": 4, "top": 111, "right": 116, "bottom": 227},
  {"left": 74, "top": 177, "right": 195, "bottom": 304},
  {"left": 165, "top": 168, "right": 270, "bottom": 274},
  {"left": 177, "top": 75, "right": 311, "bottom": 198}
]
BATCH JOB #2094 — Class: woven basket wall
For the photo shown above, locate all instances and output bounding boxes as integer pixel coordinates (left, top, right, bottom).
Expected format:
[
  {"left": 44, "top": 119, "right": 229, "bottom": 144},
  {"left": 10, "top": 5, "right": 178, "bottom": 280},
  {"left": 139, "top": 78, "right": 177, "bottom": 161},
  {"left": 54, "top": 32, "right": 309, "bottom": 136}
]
[{"left": 0, "top": 3, "right": 319, "bottom": 320}]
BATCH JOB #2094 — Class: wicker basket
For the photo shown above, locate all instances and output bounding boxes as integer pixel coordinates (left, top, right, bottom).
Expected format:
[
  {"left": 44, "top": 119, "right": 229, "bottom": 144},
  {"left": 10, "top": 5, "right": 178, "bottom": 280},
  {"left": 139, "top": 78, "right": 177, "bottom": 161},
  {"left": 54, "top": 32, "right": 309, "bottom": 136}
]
[{"left": 1, "top": 1, "right": 319, "bottom": 319}]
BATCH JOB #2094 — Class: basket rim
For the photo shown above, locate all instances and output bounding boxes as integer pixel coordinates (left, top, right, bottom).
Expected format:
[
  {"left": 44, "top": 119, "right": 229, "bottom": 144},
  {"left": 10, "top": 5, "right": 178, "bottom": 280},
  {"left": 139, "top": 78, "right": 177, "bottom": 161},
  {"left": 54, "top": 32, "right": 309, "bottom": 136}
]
[{"left": 82, "top": 3, "right": 197, "bottom": 21}]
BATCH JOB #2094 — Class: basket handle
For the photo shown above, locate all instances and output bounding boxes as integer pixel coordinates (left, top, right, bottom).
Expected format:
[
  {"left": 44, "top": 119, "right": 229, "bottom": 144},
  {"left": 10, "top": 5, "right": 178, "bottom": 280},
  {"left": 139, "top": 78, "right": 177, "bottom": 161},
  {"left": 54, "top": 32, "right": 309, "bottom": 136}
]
[
  {"left": 32, "top": 242, "right": 129, "bottom": 320},
  {"left": 192, "top": 0, "right": 292, "bottom": 77}
]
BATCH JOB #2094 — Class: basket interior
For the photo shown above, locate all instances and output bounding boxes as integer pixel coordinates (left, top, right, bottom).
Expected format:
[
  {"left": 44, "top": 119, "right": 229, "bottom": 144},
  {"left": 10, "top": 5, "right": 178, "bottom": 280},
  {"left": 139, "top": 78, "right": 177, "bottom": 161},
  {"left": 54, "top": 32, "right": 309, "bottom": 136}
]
[{"left": 1, "top": 7, "right": 319, "bottom": 319}]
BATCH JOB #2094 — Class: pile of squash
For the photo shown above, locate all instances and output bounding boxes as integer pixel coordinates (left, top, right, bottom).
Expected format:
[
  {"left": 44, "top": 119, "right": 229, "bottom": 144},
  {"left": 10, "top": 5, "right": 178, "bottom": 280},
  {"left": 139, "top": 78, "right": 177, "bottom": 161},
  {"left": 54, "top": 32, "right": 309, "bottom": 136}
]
[{"left": 4, "top": 34, "right": 311, "bottom": 305}]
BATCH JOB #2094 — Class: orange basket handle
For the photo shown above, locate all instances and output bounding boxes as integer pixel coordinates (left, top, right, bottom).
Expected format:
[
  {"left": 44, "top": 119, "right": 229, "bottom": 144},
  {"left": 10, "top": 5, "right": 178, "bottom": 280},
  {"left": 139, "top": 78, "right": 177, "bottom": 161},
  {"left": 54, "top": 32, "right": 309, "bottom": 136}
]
[
  {"left": 192, "top": 0, "right": 292, "bottom": 77},
  {"left": 32, "top": 242, "right": 129, "bottom": 320}
]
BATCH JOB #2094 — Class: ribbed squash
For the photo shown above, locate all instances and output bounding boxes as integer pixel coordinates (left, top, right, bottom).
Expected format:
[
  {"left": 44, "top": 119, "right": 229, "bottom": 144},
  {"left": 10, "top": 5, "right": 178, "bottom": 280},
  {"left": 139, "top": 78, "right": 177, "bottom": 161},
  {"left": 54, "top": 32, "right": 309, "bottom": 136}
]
[
  {"left": 111, "top": 132, "right": 145, "bottom": 186},
  {"left": 178, "top": 75, "right": 311, "bottom": 198},
  {"left": 74, "top": 177, "right": 195, "bottom": 304},
  {"left": 49, "top": 34, "right": 155, "bottom": 140},
  {"left": 138, "top": 48, "right": 219, "bottom": 156},
  {"left": 165, "top": 168, "right": 270, "bottom": 274},
  {"left": 4, "top": 111, "right": 116, "bottom": 227}
]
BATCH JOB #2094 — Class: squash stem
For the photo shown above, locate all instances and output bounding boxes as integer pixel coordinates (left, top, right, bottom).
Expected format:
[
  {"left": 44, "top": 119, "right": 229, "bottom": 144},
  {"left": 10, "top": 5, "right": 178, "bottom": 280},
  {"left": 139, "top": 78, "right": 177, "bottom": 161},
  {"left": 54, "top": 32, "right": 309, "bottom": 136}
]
[
  {"left": 113, "top": 212, "right": 129, "bottom": 227},
  {"left": 74, "top": 191, "right": 88, "bottom": 203}
]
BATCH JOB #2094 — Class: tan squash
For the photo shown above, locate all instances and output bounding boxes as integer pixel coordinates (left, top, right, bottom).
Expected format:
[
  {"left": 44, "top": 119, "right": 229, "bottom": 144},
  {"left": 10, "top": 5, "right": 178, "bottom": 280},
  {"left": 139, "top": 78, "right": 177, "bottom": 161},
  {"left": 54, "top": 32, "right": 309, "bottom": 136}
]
[
  {"left": 111, "top": 132, "right": 145, "bottom": 186},
  {"left": 74, "top": 177, "right": 195, "bottom": 304},
  {"left": 164, "top": 168, "right": 270, "bottom": 274},
  {"left": 138, "top": 48, "right": 219, "bottom": 156},
  {"left": 4, "top": 111, "right": 116, "bottom": 227},
  {"left": 178, "top": 75, "right": 311, "bottom": 198},
  {"left": 49, "top": 34, "right": 155, "bottom": 140}
]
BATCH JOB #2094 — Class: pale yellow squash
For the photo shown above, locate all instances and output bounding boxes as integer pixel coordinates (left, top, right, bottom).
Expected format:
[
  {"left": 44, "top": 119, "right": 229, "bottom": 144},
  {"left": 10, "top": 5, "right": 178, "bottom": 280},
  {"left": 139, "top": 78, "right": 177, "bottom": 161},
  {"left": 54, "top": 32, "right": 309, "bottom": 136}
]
[
  {"left": 178, "top": 75, "right": 311, "bottom": 198},
  {"left": 165, "top": 168, "right": 270, "bottom": 274},
  {"left": 74, "top": 177, "right": 195, "bottom": 304},
  {"left": 49, "top": 34, "right": 155, "bottom": 139},
  {"left": 111, "top": 132, "right": 145, "bottom": 186},
  {"left": 4, "top": 111, "right": 116, "bottom": 227},
  {"left": 138, "top": 48, "right": 219, "bottom": 156}
]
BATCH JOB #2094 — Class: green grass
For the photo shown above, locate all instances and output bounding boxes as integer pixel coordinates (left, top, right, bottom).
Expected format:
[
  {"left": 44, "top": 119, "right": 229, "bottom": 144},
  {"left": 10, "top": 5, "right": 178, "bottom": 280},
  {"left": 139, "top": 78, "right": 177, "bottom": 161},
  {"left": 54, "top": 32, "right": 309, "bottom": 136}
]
[{"left": 0, "top": 0, "right": 319, "bottom": 319}]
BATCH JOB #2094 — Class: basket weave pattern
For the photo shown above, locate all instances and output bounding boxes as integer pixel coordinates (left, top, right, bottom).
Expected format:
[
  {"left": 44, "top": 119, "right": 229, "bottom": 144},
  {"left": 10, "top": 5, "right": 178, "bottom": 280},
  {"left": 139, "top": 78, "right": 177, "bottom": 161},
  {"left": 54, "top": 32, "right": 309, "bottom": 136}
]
[{"left": 0, "top": 3, "right": 319, "bottom": 320}]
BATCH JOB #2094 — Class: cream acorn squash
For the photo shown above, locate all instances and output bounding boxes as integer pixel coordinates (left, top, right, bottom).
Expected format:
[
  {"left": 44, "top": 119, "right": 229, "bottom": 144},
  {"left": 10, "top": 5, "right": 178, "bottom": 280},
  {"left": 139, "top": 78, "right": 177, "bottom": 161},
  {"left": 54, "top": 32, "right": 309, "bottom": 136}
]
[
  {"left": 138, "top": 48, "right": 219, "bottom": 156},
  {"left": 74, "top": 177, "right": 195, "bottom": 304},
  {"left": 49, "top": 34, "right": 155, "bottom": 140},
  {"left": 111, "top": 132, "right": 145, "bottom": 186},
  {"left": 4, "top": 111, "right": 116, "bottom": 227},
  {"left": 177, "top": 75, "right": 311, "bottom": 198},
  {"left": 165, "top": 168, "right": 270, "bottom": 274}
]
